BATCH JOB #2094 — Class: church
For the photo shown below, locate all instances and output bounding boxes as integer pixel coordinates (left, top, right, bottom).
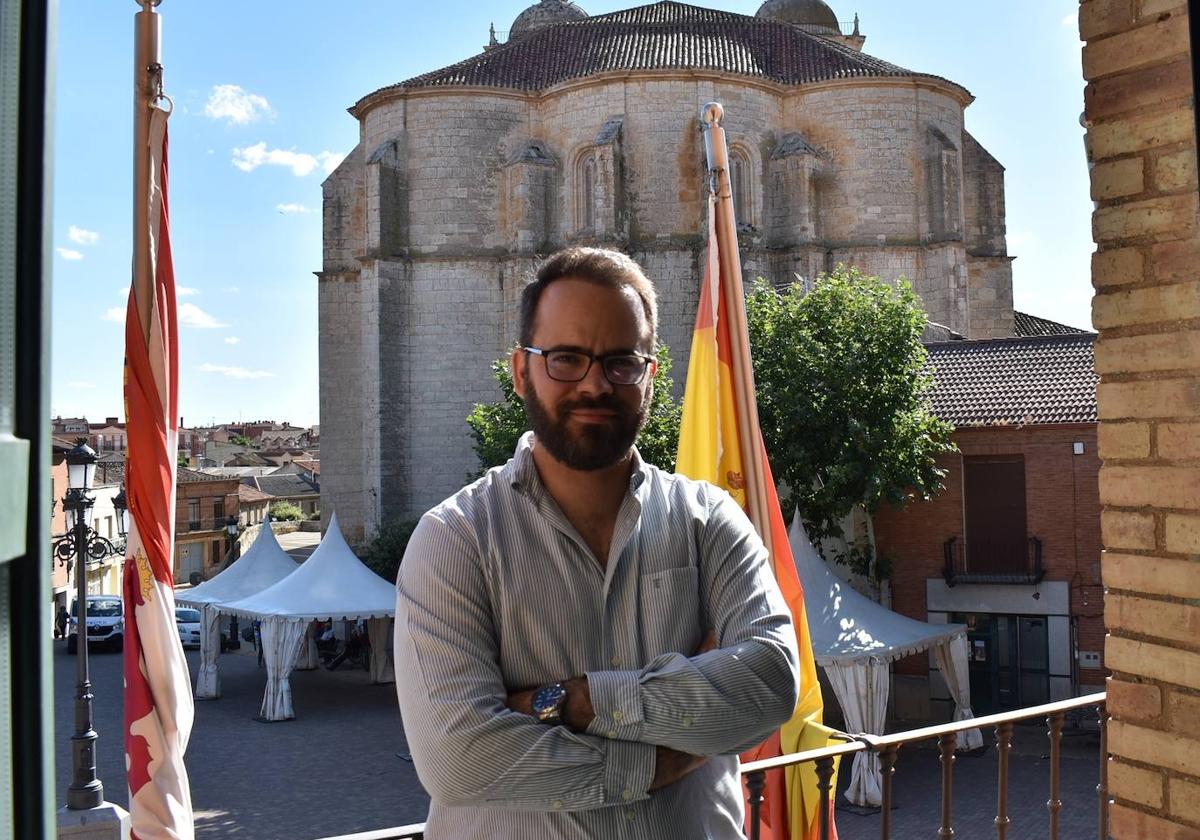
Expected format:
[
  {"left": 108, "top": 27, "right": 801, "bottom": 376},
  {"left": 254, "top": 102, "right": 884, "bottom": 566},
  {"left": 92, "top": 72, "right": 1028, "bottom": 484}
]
[{"left": 319, "top": 0, "right": 1015, "bottom": 544}]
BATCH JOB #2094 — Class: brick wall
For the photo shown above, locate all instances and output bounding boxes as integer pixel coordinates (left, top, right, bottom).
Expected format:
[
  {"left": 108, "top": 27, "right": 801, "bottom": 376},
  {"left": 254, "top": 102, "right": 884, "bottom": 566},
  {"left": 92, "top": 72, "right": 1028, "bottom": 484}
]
[{"left": 1080, "top": 0, "right": 1200, "bottom": 834}]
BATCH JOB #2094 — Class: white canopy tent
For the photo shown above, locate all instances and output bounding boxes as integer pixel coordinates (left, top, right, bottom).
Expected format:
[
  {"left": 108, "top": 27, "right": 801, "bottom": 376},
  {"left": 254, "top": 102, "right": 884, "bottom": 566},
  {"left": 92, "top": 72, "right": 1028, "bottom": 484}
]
[
  {"left": 789, "top": 515, "right": 983, "bottom": 807},
  {"left": 176, "top": 520, "right": 299, "bottom": 699},
  {"left": 221, "top": 513, "right": 396, "bottom": 721}
]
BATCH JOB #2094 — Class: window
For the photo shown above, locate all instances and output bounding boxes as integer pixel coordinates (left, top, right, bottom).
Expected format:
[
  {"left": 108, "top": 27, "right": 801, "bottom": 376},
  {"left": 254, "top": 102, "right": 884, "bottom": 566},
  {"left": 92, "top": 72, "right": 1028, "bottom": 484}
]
[
  {"left": 577, "top": 152, "right": 596, "bottom": 233},
  {"left": 730, "top": 147, "right": 752, "bottom": 228},
  {"left": 213, "top": 496, "right": 225, "bottom": 521},
  {"left": 964, "top": 456, "right": 1028, "bottom": 575},
  {"left": 187, "top": 498, "right": 200, "bottom": 530},
  {"left": 211, "top": 540, "right": 223, "bottom": 567}
]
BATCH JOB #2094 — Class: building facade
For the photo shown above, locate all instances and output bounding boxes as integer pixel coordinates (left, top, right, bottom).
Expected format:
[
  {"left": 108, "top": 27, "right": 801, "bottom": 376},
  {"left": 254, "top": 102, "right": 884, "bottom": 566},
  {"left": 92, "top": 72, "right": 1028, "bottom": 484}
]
[{"left": 320, "top": 0, "right": 1016, "bottom": 543}]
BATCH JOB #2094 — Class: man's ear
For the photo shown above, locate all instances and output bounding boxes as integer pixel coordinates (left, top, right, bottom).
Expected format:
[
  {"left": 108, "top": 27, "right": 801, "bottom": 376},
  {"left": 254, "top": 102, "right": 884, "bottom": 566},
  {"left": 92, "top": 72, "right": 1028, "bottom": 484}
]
[{"left": 511, "top": 347, "right": 527, "bottom": 399}]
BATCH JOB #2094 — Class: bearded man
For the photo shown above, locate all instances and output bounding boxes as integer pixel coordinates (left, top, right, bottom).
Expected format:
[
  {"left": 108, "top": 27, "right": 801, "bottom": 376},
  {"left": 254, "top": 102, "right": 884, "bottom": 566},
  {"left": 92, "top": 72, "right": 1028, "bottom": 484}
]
[{"left": 393, "top": 247, "right": 799, "bottom": 839}]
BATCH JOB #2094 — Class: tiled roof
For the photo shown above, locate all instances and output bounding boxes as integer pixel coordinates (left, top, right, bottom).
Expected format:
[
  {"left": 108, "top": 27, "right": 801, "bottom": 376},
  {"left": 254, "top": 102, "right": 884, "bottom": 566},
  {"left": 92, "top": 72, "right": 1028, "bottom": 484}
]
[
  {"left": 360, "top": 1, "right": 957, "bottom": 101},
  {"left": 238, "top": 484, "right": 274, "bottom": 504},
  {"left": 1013, "top": 310, "right": 1090, "bottom": 337},
  {"left": 246, "top": 474, "right": 320, "bottom": 498},
  {"left": 925, "top": 334, "right": 1098, "bottom": 427},
  {"left": 177, "top": 467, "right": 232, "bottom": 484}
]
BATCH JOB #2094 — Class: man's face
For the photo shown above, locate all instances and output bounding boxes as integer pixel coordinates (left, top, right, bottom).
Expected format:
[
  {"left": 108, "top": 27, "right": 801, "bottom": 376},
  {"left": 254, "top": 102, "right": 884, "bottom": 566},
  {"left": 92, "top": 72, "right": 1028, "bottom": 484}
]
[{"left": 513, "top": 277, "right": 655, "bottom": 472}]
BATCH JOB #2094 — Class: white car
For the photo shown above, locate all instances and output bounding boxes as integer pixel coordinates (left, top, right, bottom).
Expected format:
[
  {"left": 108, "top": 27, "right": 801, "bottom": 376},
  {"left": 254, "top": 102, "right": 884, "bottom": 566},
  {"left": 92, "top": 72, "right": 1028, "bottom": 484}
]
[
  {"left": 175, "top": 607, "right": 202, "bottom": 649},
  {"left": 67, "top": 595, "right": 124, "bottom": 654}
]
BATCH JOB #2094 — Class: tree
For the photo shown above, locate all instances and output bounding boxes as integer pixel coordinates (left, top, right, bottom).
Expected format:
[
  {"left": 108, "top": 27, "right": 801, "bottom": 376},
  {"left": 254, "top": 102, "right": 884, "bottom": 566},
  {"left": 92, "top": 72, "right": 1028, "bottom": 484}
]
[
  {"left": 466, "top": 343, "right": 682, "bottom": 477},
  {"left": 745, "top": 265, "right": 955, "bottom": 554},
  {"left": 229, "top": 434, "right": 254, "bottom": 447},
  {"left": 361, "top": 518, "right": 421, "bottom": 583},
  {"left": 268, "top": 501, "right": 304, "bottom": 521}
]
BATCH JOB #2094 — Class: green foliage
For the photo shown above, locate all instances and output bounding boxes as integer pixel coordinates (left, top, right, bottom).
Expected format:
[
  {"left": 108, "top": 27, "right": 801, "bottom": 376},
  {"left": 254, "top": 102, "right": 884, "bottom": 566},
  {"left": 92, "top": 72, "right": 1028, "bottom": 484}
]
[
  {"left": 177, "top": 451, "right": 189, "bottom": 468},
  {"left": 229, "top": 434, "right": 254, "bottom": 447},
  {"left": 361, "top": 518, "right": 421, "bottom": 583},
  {"left": 745, "top": 264, "right": 956, "bottom": 546},
  {"left": 466, "top": 344, "right": 682, "bottom": 477},
  {"left": 267, "top": 501, "right": 304, "bottom": 522}
]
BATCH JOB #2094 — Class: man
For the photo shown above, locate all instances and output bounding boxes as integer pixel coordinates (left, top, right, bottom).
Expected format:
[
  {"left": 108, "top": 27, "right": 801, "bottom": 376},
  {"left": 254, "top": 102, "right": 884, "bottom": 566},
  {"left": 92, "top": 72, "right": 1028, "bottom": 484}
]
[{"left": 394, "top": 247, "right": 800, "bottom": 839}]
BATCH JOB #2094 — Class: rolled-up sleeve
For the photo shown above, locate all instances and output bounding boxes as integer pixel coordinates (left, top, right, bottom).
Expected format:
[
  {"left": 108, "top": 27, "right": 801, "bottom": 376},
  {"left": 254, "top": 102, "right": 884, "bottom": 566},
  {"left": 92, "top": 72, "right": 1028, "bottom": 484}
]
[
  {"left": 395, "top": 512, "right": 656, "bottom": 811},
  {"left": 584, "top": 488, "right": 801, "bottom": 755}
]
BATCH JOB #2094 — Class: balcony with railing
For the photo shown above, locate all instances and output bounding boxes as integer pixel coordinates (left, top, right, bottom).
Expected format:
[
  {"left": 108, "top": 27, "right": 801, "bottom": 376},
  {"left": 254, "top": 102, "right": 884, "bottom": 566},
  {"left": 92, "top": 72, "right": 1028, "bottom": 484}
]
[
  {"left": 316, "top": 692, "right": 1107, "bottom": 840},
  {"left": 943, "top": 534, "right": 1045, "bottom": 586}
]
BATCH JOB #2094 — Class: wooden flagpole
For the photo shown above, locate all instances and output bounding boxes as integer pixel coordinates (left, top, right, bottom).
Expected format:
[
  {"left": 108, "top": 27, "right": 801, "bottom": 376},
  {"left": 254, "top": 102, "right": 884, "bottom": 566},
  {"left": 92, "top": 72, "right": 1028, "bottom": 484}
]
[
  {"left": 133, "top": 0, "right": 163, "bottom": 344},
  {"left": 700, "top": 102, "right": 772, "bottom": 542}
]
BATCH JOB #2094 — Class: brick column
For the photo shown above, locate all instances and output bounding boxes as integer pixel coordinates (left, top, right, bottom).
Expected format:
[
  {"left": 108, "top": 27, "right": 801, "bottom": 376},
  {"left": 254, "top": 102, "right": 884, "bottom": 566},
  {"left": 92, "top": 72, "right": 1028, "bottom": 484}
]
[{"left": 1082, "top": 0, "right": 1200, "bottom": 835}]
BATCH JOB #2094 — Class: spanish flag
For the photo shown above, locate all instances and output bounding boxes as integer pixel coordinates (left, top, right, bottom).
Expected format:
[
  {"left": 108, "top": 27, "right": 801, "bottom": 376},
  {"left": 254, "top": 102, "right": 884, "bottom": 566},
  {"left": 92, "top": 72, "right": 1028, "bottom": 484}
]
[{"left": 676, "top": 154, "right": 838, "bottom": 838}]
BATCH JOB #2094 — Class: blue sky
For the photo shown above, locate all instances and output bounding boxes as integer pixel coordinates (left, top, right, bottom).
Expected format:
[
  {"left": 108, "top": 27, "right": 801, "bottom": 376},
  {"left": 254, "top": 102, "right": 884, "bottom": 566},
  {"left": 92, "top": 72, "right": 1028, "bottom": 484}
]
[{"left": 50, "top": 0, "right": 1091, "bottom": 428}]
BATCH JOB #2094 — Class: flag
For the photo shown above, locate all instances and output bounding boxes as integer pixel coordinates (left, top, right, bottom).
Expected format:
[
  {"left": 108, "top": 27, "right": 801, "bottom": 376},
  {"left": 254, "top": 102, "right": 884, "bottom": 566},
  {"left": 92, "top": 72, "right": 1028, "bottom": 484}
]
[
  {"left": 675, "top": 195, "right": 838, "bottom": 840},
  {"left": 123, "top": 101, "right": 195, "bottom": 839}
]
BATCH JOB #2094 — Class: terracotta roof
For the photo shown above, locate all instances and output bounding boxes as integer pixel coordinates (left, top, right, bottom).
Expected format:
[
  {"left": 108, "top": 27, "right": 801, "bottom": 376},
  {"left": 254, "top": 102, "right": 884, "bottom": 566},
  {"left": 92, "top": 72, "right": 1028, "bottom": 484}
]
[
  {"left": 177, "top": 467, "right": 233, "bottom": 484},
  {"left": 238, "top": 484, "right": 274, "bottom": 504},
  {"left": 925, "top": 334, "right": 1097, "bottom": 427},
  {"left": 361, "top": 1, "right": 960, "bottom": 101},
  {"left": 1013, "top": 310, "right": 1091, "bottom": 337}
]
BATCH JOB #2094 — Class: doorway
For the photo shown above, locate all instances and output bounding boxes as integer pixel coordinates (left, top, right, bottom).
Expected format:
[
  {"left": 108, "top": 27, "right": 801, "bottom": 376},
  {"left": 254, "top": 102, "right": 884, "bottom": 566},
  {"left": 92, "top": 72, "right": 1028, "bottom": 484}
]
[{"left": 953, "top": 612, "right": 1050, "bottom": 714}]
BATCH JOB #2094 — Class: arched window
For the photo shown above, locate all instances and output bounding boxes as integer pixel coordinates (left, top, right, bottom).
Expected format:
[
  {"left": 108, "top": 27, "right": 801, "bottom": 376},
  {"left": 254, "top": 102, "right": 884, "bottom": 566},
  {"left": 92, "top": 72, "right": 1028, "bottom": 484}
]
[
  {"left": 729, "top": 147, "right": 752, "bottom": 229},
  {"left": 577, "top": 152, "right": 596, "bottom": 234}
]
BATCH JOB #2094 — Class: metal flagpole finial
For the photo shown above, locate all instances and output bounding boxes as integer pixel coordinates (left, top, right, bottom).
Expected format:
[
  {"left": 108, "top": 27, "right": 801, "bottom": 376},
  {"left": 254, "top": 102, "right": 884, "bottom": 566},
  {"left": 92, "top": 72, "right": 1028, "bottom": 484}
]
[
  {"left": 138, "top": 0, "right": 164, "bottom": 7},
  {"left": 701, "top": 102, "right": 724, "bottom": 128}
]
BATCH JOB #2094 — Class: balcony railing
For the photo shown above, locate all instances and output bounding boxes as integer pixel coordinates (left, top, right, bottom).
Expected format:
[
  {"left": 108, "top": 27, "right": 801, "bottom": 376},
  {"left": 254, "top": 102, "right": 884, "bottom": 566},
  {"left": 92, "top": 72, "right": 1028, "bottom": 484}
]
[
  {"left": 316, "top": 692, "right": 1107, "bottom": 840},
  {"left": 943, "top": 534, "right": 1045, "bottom": 585}
]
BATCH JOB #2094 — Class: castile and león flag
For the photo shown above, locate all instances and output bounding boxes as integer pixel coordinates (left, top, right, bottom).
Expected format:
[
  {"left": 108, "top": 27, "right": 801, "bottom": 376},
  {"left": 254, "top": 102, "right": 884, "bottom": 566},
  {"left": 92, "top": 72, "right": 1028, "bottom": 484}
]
[{"left": 122, "top": 3, "right": 196, "bottom": 838}]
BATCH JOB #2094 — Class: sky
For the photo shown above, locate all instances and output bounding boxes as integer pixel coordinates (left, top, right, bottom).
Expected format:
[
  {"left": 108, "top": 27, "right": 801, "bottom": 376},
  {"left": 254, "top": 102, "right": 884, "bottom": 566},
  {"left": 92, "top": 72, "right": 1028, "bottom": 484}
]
[{"left": 50, "top": 0, "right": 1092, "bottom": 428}]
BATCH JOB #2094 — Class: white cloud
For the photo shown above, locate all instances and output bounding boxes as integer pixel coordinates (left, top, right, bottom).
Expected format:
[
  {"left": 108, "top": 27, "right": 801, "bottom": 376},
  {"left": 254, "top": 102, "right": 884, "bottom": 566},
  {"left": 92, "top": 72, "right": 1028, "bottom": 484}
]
[
  {"left": 178, "top": 303, "right": 229, "bottom": 329},
  {"left": 276, "top": 202, "right": 312, "bottom": 215},
  {"left": 68, "top": 225, "right": 100, "bottom": 246},
  {"left": 101, "top": 306, "right": 125, "bottom": 324},
  {"left": 57, "top": 247, "right": 84, "bottom": 261},
  {"left": 177, "top": 286, "right": 201, "bottom": 296},
  {"left": 199, "top": 363, "right": 275, "bottom": 380},
  {"left": 1061, "top": 11, "right": 1075, "bottom": 27},
  {"left": 224, "top": 336, "right": 241, "bottom": 345},
  {"left": 203, "top": 84, "right": 274, "bottom": 125},
  {"left": 231, "top": 142, "right": 344, "bottom": 177}
]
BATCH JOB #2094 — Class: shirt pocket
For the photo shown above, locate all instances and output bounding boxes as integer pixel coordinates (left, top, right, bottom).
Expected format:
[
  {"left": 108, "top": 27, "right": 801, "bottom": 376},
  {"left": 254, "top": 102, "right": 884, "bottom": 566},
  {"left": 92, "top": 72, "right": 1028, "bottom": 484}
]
[{"left": 638, "top": 566, "right": 701, "bottom": 659}]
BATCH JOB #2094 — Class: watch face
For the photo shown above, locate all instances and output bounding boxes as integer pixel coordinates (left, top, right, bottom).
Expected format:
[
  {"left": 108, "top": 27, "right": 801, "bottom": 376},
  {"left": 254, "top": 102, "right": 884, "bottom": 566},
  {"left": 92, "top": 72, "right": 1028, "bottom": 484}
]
[{"left": 532, "top": 683, "right": 567, "bottom": 716}]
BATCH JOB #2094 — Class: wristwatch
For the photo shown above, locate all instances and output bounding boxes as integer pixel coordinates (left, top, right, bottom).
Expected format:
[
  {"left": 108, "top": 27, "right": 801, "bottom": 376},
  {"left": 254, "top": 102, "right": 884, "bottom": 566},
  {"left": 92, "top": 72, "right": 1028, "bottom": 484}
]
[{"left": 531, "top": 682, "right": 568, "bottom": 726}]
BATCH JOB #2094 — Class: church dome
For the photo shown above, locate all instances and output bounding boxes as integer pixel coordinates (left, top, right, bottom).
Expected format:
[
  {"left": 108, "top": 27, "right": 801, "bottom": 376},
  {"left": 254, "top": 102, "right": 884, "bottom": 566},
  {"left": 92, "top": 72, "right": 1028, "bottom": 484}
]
[
  {"left": 510, "top": 0, "right": 588, "bottom": 39},
  {"left": 755, "top": 0, "right": 840, "bottom": 34}
]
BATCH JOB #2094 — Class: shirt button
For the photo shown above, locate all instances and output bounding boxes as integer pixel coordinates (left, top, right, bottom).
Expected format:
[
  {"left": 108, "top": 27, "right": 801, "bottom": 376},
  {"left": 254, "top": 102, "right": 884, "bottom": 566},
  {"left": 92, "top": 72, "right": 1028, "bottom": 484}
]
[
  {"left": 612, "top": 710, "right": 624, "bottom": 721},
  {"left": 607, "top": 730, "right": 618, "bottom": 738},
  {"left": 611, "top": 656, "right": 621, "bottom": 667},
  {"left": 626, "top": 810, "right": 636, "bottom": 821},
  {"left": 682, "top": 713, "right": 695, "bottom": 728},
  {"left": 553, "top": 799, "right": 564, "bottom": 809},
  {"left": 622, "top": 788, "right": 634, "bottom": 801}
]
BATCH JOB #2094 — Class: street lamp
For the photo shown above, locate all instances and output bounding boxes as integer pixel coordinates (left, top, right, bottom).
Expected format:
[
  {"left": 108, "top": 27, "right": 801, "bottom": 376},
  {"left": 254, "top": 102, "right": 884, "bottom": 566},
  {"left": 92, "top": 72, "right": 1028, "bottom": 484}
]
[
  {"left": 224, "top": 515, "right": 241, "bottom": 649},
  {"left": 55, "top": 441, "right": 120, "bottom": 810}
]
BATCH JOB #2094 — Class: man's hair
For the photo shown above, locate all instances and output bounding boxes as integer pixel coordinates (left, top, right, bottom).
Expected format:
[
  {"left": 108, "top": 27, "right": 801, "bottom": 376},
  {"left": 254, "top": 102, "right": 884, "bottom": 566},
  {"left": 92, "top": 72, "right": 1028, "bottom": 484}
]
[{"left": 518, "top": 247, "right": 658, "bottom": 347}]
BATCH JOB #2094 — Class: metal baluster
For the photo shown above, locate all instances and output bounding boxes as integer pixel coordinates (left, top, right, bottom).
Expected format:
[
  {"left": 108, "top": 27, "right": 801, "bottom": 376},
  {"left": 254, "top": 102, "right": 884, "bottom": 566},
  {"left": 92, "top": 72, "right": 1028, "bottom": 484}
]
[
  {"left": 880, "top": 745, "right": 899, "bottom": 840},
  {"left": 1097, "top": 706, "right": 1109, "bottom": 840},
  {"left": 995, "top": 721, "right": 1013, "bottom": 840},
  {"left": 747, "top": 770, "right": 766, "bottom": 840},
  {"left": 938, "top": 732, "right": 956, "bottom": 839},
  {"left": 1048, "top": 712, "right": 1064, "bottom": 840},
  {"left": 816, "top": 756, "right": 836, "bottom": 840}
]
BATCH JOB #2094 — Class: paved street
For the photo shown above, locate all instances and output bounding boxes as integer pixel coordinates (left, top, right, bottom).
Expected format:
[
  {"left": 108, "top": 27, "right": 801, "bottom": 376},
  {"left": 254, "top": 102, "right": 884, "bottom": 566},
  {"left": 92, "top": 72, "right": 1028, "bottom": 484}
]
[{"left": 55, "top": 639, "right": 1103, "bottom": 839}]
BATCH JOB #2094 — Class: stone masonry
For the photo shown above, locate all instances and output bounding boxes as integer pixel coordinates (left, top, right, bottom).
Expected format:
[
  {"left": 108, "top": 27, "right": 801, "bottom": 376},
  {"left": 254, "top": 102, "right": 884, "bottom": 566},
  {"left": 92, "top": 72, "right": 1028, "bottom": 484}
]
[
  {"left": 319, "top": 3, "right": 1018, "bottom": 543},
  {"left": 1080, "top": 0, "right": 1200, "bottom": 835}
]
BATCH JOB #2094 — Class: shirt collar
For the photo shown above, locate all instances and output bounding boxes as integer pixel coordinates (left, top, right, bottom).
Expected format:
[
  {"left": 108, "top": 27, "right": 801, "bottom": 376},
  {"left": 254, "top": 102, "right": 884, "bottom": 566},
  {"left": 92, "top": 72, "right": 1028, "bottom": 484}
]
[{"left": 506, "top": 431, "right": 650, "bottom": 497}]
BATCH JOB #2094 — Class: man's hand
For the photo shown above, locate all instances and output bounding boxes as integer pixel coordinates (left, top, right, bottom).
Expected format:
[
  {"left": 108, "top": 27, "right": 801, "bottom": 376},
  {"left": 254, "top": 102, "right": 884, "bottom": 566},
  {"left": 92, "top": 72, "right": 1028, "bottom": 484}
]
[{"left": 649, "top": 746, "right": 708, "bottom": 791}]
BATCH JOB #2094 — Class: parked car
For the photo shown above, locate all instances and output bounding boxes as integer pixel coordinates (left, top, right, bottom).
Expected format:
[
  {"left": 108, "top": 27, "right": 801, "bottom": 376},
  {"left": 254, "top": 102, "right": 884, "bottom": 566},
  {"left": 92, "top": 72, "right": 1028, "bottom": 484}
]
[
  {"left": 175, "top": 606, "right": 202, "bottom": 649},
  {"left": 66, "top": 595, "right": 123, "bottom": 654}
]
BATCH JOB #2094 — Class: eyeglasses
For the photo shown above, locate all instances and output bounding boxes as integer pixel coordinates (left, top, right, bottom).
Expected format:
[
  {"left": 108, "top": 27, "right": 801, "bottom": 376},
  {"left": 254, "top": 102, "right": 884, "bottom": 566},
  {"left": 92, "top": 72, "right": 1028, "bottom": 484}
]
[{"left": 522, "top": 346, "right": 655, "bottom": 386}]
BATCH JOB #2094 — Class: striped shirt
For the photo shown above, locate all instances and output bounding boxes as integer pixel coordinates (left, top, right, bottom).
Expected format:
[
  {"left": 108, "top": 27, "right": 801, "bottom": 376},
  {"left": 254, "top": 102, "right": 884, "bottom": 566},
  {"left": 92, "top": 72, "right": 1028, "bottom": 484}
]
[{"left": 394, "top": 432, "right": 800, "bottom": 839}]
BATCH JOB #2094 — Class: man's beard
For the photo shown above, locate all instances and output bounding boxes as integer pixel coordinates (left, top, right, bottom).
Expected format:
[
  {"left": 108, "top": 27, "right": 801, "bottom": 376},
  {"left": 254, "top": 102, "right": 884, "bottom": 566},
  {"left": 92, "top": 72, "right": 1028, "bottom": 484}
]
[{"left": 523, "top": 379, "right": 651, "bottom": 472}]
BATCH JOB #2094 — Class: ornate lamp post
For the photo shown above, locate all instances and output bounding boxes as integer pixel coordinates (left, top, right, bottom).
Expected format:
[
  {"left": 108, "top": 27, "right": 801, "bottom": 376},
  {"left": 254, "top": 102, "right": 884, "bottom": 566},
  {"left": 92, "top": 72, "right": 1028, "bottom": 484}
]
[
  {"left": 54, "top": 441, "right": 123, "bottom": 810},
  {"left": 224, "top": 514, "right": 241, "bottom": 649}
]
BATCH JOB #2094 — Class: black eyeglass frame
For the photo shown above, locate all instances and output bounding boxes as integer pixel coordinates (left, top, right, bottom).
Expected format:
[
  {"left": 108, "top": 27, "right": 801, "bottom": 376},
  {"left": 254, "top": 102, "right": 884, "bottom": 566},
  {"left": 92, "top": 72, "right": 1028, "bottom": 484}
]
[{"left": 521, "top": 345, "right": 656, "bottom": 386}]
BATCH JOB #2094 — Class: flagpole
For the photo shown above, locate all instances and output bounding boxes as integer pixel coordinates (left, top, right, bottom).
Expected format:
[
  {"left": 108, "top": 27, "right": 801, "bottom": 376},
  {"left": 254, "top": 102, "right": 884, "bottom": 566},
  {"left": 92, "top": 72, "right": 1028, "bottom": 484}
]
[
  {"left": 133, "top": 0, "right": 162, "bottom": 344},
  {"left": 700, "top": 102, "right": 772, "bottom": 541}
]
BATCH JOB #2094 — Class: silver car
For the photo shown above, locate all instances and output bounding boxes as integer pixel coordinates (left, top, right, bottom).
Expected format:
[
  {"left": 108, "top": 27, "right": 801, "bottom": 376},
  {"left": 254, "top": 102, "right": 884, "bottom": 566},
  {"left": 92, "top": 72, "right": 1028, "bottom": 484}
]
[{"left": 175, "top": 606, "right": 202, "bottom": 649}]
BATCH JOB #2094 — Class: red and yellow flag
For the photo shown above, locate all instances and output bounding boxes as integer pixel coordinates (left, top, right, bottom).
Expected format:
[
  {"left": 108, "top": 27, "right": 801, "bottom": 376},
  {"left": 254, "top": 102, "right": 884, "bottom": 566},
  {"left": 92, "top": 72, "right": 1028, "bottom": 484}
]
[
  {"left": 123, "top": 101, "right": 195, "bottom": 839},
  {"left": 676, "top": 196, "right": 837, "bottom": 840}
]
